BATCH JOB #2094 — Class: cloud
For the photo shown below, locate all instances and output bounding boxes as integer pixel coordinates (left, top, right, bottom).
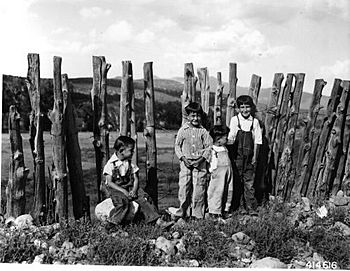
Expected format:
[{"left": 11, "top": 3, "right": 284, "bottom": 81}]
[
  {"left": 303, "top": 0, "right": 350, "bottom": 21},
  {"left": 79, "top": 6, "right": 112, "bottom": 19},
  {"left": 103, "top": 20, "right": 133, "bottom": 42},
  {"left": 320, "top": 59, "right": 350, "bottom": 79}
]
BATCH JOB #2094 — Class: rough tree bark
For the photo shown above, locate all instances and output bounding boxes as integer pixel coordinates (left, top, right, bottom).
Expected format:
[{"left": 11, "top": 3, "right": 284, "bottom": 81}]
[
  {"left": 305, "top": 79, "right": 343, "bottom": 198},
  {"left": 91, "top": 56, "right": 111, "bottom": 202},
  {"left": 226, "top": 63, "right": 237, "bottom": 127},
  {"left": 264, "top": 73, "right": 284, "bottom": 195},
  {"left": 197, "top": 67, "right": 210, "bottom": 115},
  {"left": 6, "top": 105, "right": 29, "bottom": 218},
  {"left": 291, "top": 79, "right": 326, "bottom": 200},
  {"left": 279, "top": 73, "right": 305, "bottom": 200},
  {"left": 332, "top": 81, "right": 350, "bottom": 195},
  {"left": 181, "top": 63, "right": 197, "bottom": 125},
  {"left": 273, "top": 74, "right": 294, "bottom": 195},
  {"left": 143, "top": 62, "right": 158, "bottom": 208},
  {"left": 120, "top": 61, "right": 132, "bottom": 136},
  {"left": 62, "top": 74, "right": 90, "bottom": 220},
  {"left": 48, "top": 56, "right": 68, "bottom": 222},
  {"left": 26, "top": 53, "right": 46, "bottom": 223},
  {"left": 316, "top": 80, "right": 349, "bottom": 199},
  {"left": 248, "top": 74, "right": 261, "bottom": 106},
  {"left": 214, "top": 72, "right": 224, "bottom": 126}
]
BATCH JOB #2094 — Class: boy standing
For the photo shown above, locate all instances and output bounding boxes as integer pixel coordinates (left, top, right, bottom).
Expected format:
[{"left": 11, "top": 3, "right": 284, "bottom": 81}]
[
  {"left": 172, "top": 102, "right": 212, "bottom": 220},
  {"left": 227, "top": 95, "right": 262, "bottom": 215},
  {"left": 103, "top": 136, "right": 172, "bottom": 228}
]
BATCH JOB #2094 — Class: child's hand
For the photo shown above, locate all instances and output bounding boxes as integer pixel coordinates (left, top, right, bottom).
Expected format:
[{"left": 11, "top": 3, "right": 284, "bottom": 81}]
[
  {"left": 129, "top": 191, "right": 137, "bottom": 199},
  {"left": 192, "top": 157, "right": 205, "bottom": 168},
  {"left": 181, "top": 157, "right": 193, "bottom": 168}
]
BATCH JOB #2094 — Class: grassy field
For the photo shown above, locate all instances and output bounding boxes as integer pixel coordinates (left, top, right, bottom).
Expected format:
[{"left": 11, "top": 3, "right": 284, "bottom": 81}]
[{"left": 1, "top": 130, "right": 180, "bottom": 218}]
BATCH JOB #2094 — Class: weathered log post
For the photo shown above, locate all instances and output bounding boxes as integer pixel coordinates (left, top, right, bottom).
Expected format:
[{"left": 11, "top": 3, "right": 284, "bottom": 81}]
[
  {"left": 91, "top": 56, "right": 111, "bottom": 202},
  {"left": 342, "top": 103, "right": 350, "bottom": 196},
  {"left": 6, "top": 105, "right": 29, "bottom": 217},
  {"left": 226, "top": 63, "right": 237, "bottom": 127},
  {"left": 291, "top": 79, "right": 326, "bottom": 200},
  {"left": 62, "top": 74, "right": 90, "bottom": 220},
  {"left": 120, "top": 61, "right": 132, "bottom": 136},
  {"left": 280, "top": 73, "right": 305, "bottom": 200},
  {"left": 214, "top": 72, "right": 224, "bottom": 126},
  {"left": 48, "top": 56, "right": 68, "bottom": 222},
  {"left": 305, "top": 79, "right": 343, "bottom": 198},
  {"left": 143, "top": 62, "right": 158, "bottom": 208},
  {"left": 181, "top": 63, "right": 197, "bottom": 125},
  {"left": 26, "top": 53, "right": 46, "bottom": 222},
  {"left": 332, "top": 81, "right": 350, "bottom": 195},
  {"left": 248, "top": 74, "right": 261, "bottom": 106},
  {"left": 264, "top": 73, "right": 284, "bottom": 195},
  {"left": 316, "top": 80, "right": 349, "bottom": 199},
  {"left": 273, "top": 74, "right": 294, "bottom": 194},
  {"left": 197, "top": 67, "right": 210, "bottom": 115}
]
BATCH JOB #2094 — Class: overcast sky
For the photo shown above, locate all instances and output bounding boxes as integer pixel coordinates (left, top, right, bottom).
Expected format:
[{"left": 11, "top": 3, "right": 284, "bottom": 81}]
[{"left": 0, "top": 0, "right": 349, "bottom": 95}]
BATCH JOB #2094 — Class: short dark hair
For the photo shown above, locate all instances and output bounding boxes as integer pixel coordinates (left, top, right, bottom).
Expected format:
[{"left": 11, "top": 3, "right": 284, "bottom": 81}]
[
  {"left": 185, "top": 102, "right": 203, "bottom": 115},
  {"left": 236, "top": 95, "right": 255, "bottom": 107},
  {"left": 210, "top": 125, "right": 230, "bottom": 141},
  {"left": 113, "top": 136, "right": 135, "bottom": 151}
]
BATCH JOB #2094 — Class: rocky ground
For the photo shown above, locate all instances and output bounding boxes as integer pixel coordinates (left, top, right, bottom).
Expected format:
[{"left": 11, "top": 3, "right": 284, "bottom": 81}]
[{"left": 1, "top": 191, "right": 350, "bottom": 268}]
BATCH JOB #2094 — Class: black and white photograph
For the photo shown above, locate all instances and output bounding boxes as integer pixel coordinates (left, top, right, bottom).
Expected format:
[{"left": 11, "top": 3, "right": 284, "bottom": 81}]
[{"left": 0, "top": 0, "right": 349, "bottom": 269}]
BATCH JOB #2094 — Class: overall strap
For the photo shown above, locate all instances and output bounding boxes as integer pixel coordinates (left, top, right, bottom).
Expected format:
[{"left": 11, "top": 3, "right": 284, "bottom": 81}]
[{"left": 250, "top": 118, "right": 254, "bottom": 131}]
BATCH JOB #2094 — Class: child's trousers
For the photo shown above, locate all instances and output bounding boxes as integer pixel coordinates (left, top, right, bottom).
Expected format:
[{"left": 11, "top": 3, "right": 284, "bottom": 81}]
[
  {"left": 208, "top": 157, "right": 233, "bottom": 215},
  {"left": 175, "top": 161, "right": 208, "bottom": 219},
  {"left": 108, "top": 188, "right": 160, "bottom": 225}
]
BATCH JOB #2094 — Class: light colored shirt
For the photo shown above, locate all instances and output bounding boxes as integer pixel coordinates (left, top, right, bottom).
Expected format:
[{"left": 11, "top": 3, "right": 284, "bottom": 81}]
[
  {"left": 208, "top": 145, "right": 227, "bottom": 172},
  {"left": 227, "top": 113, "right": 262, "bottom": 144},
  {"left": 103, "top": 153, "right": 139, "bottom": 178},
  {"left": 175, "top": 122, "right": 213, "bottom": 161}
]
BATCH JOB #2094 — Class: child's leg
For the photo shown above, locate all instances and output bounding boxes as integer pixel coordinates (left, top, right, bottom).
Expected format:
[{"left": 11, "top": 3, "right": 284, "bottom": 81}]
[
  {"left": 224, "top": 166, "right": 234, "bottom": 213},
  {"left": 207, "top": 169, "right": 226, "bottom": 215},
  {"left": 175, "top": 162, "right": 193, "bottom": 218},
  {"left": 134, "top": 188, "right": 160, "bottom": 224},
  {"left": 108, "top": 189, "right": 130, "bottom": 225},
  {"left": 192, "top": 162, "right": 207, "bottom": 219},
  {"left": 242, "top": 164, "right": 258, "bottom": 211}
]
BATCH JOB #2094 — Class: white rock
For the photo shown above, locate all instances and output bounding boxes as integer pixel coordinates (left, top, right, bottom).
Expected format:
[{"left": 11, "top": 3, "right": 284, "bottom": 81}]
[
  {"left": 32, "top": 254, "right": 45, "bottom": 264},
  {"left": 61, "top": 240, "right": 74, "bottom": 250},
  {"left": 334, "top": 221, "right": 350, "bottom": 236},
  {"left": 336, "top": 190, "right": 344, "bottom": 197},
  {"left": 15, "top": 214, "right": 33, "bottom": 229},
  {"left": 155, "top": 236, "right": 176, "bottom": 256},
  {"left": 95, "top": 198, "right": 139, "bottom": 222},
  {"left": 301, "top": 197, "right": 311, "bottom": 212},
  {"left": 249, "top": 257, "right": 287, "bottom": 268},
  {"left": 172, "top": 231, "right": 181, "bottom": 239},
  {"left": 175, "top": 239, "right": 186, "bottom": 254},
  {"left": 313, "top": 252, "right": 325, "bottom": 262},
  {"left": 49, "top": 246, "right": 59, "bottom": 255},
  {"left": 188, "top": 259, "right": 199, "bottom": 267},
  {"left": 33, "top": 239, "right": 41, "bottom": 248},
  {"left": 232, "top": 232, "right": 251, "bottom": 245},
  {"left": 79, "top": 245, "right": 90, "bottom": 255}
]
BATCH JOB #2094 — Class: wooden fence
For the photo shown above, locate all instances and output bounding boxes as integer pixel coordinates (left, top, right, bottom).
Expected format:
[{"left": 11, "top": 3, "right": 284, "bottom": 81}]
[{"left": 4, "top": 54, "right": 350, "bottom": 224}]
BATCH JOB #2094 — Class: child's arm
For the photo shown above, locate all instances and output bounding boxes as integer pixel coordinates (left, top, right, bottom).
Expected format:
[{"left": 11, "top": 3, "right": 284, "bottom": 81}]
[
  {"left": 129, "top": 172, "right": 139, "bottom": 199},
  {"left": 105, "top": 175, "right": 129, "bottom": 197},
  {"left": 252, "top": 144, "right": 260, "bottom": 167}
]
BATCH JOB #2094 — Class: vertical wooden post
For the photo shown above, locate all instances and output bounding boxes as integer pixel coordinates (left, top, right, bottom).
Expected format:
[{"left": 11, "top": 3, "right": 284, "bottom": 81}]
[
  {"left": 62, "top": 74, "right": 90, "bottom": 220},
  {"left": 6, "top": 105, "right": 29, "bottom": 217},
  {"left": 292, "top": 79, "right": 326, "bottom": 199},
  {"left": 143, "top": 62, "right": 158, "bottom": 208},
  {"left": 120, "top": 61, "right": 132, "bottom": 136},
  {"left": 48, "top": 56, "right": 68, "bottom": 222},
  {"left": 264, "top": 73, "right": 284, "bottom": 195},
  {"left": 273, "top": 74, "right": 294, "bottom": 194},
  {"left": 305, "top": 79, "right": 343, "bottom": 198},
  {"left": 214, "top": 72, "right": 224, "bottom": 126},
  {"left": 91, "top": 56, "right": 111, "bottom": 202},
  {"left": 226, "top": 63, "right": 237, "bottom": 127},
  {"left": 181, "top": 63, "right": 197, "bottom": 125},
  {"left": 197, "top": 67, "right": 210, "bottom": 115},
  {"left": 26, "top": 53, "right": 46, "bottom": 222},
  {"left": 281, "top": 73, "right": 305, "bottom": 200},
  {"left": 332, "top": 81, "right": 350, "bottom": 195},
  {"left": 316, "top": 80, "right": 349, "bottom": 199},
  {"left": 248, "top": 74, "right": 261, "bottom": 106}
]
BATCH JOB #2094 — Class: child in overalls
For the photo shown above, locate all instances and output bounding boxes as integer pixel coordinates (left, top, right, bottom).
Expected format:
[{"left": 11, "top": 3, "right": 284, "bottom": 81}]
[
  {"left": 207, "top": 125, "right": 234, "bottom": 220},
  {"left": 171, "top": 102, "right": 213, "bottom": 220},
  {"left": 227, "top": 95, "right": 262, "bottom": 215},
  {"left": 103, "top": 136, "right": 172, "bottom": 228}
]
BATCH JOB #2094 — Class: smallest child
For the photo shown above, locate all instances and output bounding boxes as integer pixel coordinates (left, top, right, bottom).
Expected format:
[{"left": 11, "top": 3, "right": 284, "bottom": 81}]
[{"left": 207, "top": 125, "right": 234, "bottom": 219}]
